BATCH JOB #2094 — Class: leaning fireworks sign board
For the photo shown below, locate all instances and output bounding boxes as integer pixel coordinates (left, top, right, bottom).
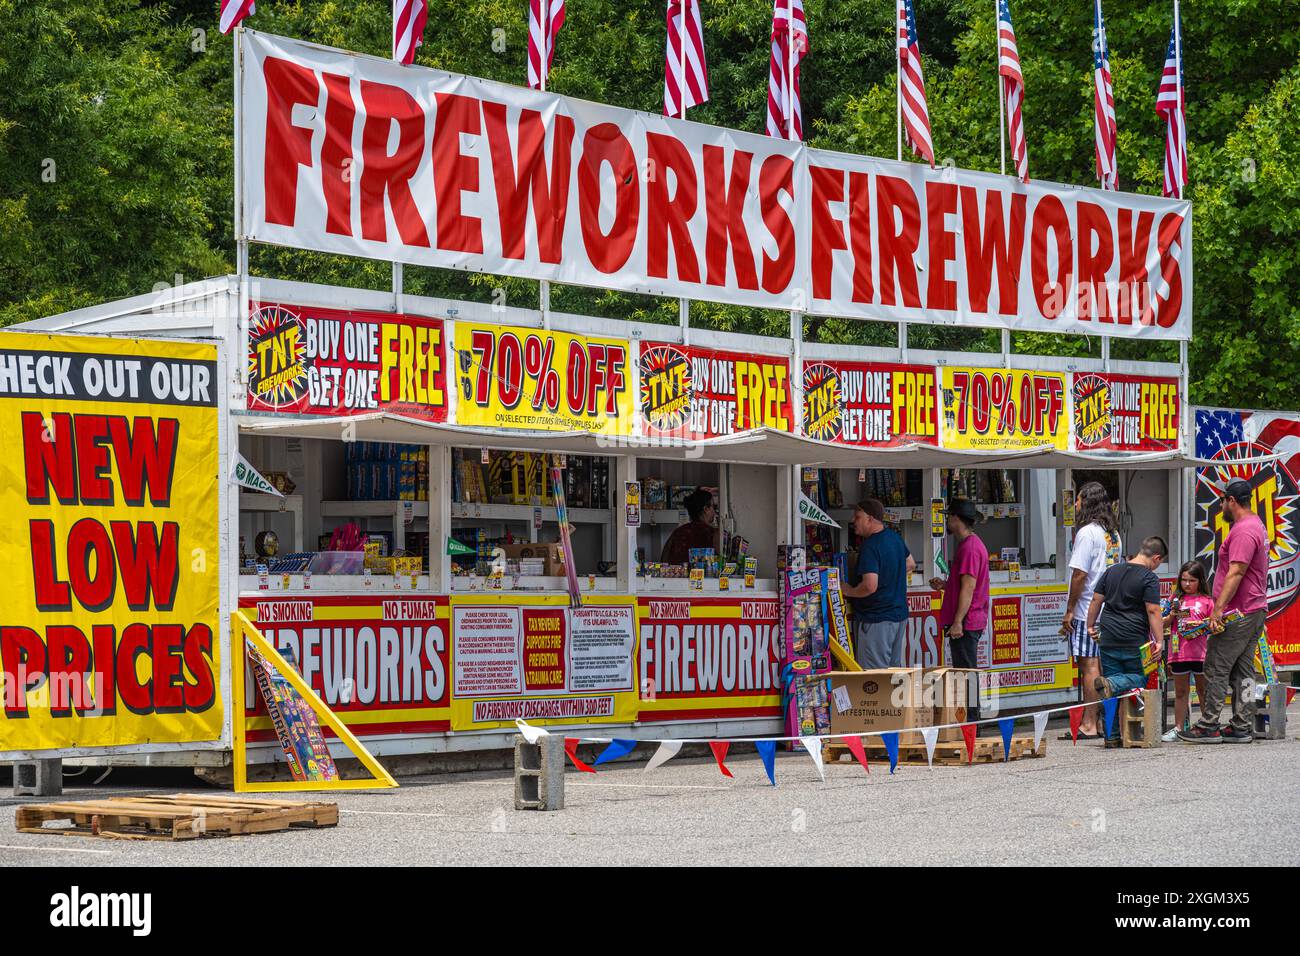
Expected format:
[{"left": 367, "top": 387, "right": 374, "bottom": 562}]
[
  {"left": 0, "top": 333, "right": 222, "bottom": 756},
  {"left": 237, "top": 30, "right": 1193, "bottom": 341},
  {"left": 1194, "top": 408, "right": 1300, "bottom": 669}
]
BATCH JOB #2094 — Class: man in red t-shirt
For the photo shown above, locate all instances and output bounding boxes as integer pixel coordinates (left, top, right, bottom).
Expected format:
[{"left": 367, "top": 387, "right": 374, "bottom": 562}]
[{"left": 1179, "top": 479, "right": 1270, "bottom": 744}]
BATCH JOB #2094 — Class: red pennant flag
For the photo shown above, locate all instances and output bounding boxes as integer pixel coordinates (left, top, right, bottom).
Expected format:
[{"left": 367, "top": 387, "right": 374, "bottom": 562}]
[
  {"left": 842, "top": 735, "right": 871, "bottom": 774},
  {"left": 960, "top": 723, "right": 977, "bottom": 764},
  {"left": 564, "top": 737, "right": 596, "bottom": 773},
  {"left": 1287, "top": 687, "right": 1297, "bottom": 707},
  {"left": 1068, "top": 705, "right": 1084, "bottom": 744},
  {"left": 709, "top": 741, "right": 734, "bottom": 778}
]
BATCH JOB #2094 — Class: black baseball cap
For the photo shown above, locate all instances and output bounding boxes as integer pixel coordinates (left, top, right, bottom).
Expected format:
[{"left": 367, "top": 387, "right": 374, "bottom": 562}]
[
  {"left": 943, "top": 498, "right": 981, "bottom": 524},
  {"left": 1221, "top": 478, "right": 1253, "bottom": 504}
]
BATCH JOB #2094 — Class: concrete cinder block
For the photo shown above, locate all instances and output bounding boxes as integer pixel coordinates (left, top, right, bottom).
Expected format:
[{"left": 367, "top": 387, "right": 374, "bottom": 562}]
[
  {"left": 1254, "top": 683, "right": 1288, "bottom": 740},
  {"left": 514, "top": 735, "right": 565, "bottom": 811},
  {"left": 14, "top": 758, "right": 62, "bottom": 797}
]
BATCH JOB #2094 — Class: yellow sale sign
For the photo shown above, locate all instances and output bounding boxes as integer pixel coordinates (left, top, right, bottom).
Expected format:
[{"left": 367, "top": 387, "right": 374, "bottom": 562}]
[
  {"left": 0, "top": 333, "right": 222, "bottom": 754},
  {"left": 941, "top": 367, "right": 1067, "bottom": 450},
  {"left": 453, "top": 323, "right": 634, "bottom": 434}
]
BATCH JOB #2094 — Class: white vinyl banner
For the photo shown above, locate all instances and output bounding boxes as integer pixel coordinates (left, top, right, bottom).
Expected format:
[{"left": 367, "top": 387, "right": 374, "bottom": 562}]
[{"left": 239, "top": 31, "right": 1193, "bottom": 341}]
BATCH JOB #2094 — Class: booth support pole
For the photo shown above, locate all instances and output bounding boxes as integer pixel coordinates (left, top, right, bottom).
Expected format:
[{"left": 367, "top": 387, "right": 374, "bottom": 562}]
[
  {"left": 616, "top": 455, "right": 637, "bottom": 594},
  {"left": 430, "top": 444, "right": 452, "bottom": 593},
  {"left": 899, "top": 320, "right": 909, "bottom": 363},
  {"left": 233, "top": 27, "right": 249, "bottom": 384},
  {"left": 540, "top": 54, "right": 551, "bottom": 331},
  {"left": 1001, "top": 329, "right": 1011, "bottom": 367},
  {"left": 392, "top": 262, "right": 404, "bottom": 314},
  {"left": 1101, "top": 335, "right": 1111, "bottom": 371}
]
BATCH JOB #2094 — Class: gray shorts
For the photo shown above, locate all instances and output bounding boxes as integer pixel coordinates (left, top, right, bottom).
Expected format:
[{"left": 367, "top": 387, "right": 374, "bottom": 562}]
[{"left": 854, "top": 619, "right": 907, "bottom": 670}]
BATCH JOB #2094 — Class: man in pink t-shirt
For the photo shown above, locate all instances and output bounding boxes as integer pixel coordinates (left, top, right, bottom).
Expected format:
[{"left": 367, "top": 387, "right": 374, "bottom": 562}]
[
  {"left": 1178, "top": 479, "right": 1270, "bottom": 744},
  {"left": 929, "top": 498, "right": 990, "bottom": 668}
]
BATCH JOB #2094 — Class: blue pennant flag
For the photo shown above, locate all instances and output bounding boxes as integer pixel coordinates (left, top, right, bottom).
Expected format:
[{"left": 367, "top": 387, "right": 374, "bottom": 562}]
[
  {"left": 756, "top": 740, "right": 777, "bottom": 786},
  {"left": 1102, "top": 698, "right": 1119, "bottom": 740},
  {"left": 881, "top": 732, "right": 900, "bottom": 774},
  {"left": 999, "top": 718, "right": 1015, "bottom": 761},
  {"left": 593, "top": 738, "right": 638, "bottom": 765}
]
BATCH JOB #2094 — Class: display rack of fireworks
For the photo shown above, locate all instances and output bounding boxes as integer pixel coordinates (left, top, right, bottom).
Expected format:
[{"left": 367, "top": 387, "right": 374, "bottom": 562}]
[
  {"left": 450, "top": 449, "right": 611, "bottom": 509},
  {"left": 345, "top": 442, "right": 429, "bottom": 501},
  {"left": 942, "top": 468, "right": 1017, "bottom": 505},
  {"left": 781, "top": 564, "right": 832, "bottom": 742}
]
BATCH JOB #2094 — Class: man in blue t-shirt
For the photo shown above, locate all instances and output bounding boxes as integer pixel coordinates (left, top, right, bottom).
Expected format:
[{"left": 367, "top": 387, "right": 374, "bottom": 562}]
[{"left": 840, "top": 498, "right": 916, "bottom": 668}]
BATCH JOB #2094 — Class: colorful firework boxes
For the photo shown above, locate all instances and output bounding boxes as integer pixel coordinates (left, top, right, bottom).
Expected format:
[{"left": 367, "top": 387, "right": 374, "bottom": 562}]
[
  {"left": 780, "top": 547, "right": 853, "bottom": 743},
  {"left": 247, "top": 642, "right": 338, "bottom": 783}
]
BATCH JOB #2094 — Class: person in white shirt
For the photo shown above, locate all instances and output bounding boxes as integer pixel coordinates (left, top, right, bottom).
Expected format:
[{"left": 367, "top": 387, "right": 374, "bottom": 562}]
[{"left": 1058, "top": 481, "right": 1122, "bottom": 739}]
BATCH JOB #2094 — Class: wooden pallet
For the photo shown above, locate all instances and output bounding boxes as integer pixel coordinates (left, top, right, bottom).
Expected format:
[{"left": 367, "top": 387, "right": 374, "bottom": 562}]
[
  {"left": 15, "top": 793, "right": 338, "bottom": 841},
  {"left": 823, "top": 734, "right": 1047, "bottom": 766}
]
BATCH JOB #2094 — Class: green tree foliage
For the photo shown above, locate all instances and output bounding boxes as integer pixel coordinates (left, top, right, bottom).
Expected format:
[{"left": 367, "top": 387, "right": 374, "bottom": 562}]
[{"left": 0, "top": 0, "right": 1296, "bottom": 408}]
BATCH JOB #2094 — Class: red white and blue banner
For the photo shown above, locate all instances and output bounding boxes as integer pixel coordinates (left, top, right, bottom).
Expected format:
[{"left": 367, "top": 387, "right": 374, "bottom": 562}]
[{"left": 237, "top": 31, "right": 1193, "bottom": 341}]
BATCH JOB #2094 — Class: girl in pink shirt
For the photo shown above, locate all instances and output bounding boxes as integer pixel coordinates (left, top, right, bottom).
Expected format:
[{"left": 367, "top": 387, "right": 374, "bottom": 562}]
[{"left": 1162, "top": 559, "right": 1213, "bottom": 741}]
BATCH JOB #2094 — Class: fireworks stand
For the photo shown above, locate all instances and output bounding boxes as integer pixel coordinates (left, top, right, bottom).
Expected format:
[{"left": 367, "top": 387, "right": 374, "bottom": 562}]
[{"left": 0, "top": 30, "right": 1219, "bottom": 773}]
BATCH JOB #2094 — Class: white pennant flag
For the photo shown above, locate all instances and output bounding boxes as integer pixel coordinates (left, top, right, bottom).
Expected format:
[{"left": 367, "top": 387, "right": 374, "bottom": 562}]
[
  {"left": 1033, "top": 712, "right": 1049, "bottom": 752},
  {"left": 232, "top": 452, "right": 284, "bottom": 497},
  {"left": 645, "top": 740, "right": 683, "bottom": 772},
  {"left": 799, "top": 736, "right": 826, "bottom": 782},
  {"left": 797, "top": 491, "right": 839, "bottom": 527},
  {"left": 515, "top": 719, "right": 549, "bottom": 744},
  {"left": 920, "top": 726, "right": 938, "bottom": 768}
]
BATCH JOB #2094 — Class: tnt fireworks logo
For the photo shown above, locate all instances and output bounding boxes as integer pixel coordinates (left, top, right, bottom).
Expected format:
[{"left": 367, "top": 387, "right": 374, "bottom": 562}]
[
  {"left": 247, "top": 306, "right": 309, "bottom": 408},
  {"left": 1072, "top": 373, "right": 1112, "bottom": 449},
  {"left": 639, "top": 345, "right": 692, "bottom": 432},
  {"left": 1195, "top": 441, "right": 1300, "bottom": 619},
  {"left": 802, "top": 363, "right": 843, "bottom": 441}
]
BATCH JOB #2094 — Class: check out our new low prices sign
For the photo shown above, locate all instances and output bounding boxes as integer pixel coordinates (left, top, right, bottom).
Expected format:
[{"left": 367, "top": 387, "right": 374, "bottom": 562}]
[{"left": 0, "top": 333, "right": 222, "bottom": 755}]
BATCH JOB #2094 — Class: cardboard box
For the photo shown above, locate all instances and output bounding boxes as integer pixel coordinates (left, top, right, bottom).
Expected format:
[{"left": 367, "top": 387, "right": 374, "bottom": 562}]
[
  {"left": 923, "top": 667, "right": 979, "bottom": 742},
  {"left": 826, "top": 668, "right": 931, "bottom": 746},
  {"left": 502, "top": 542, "right": 567, "bottom": 577}
]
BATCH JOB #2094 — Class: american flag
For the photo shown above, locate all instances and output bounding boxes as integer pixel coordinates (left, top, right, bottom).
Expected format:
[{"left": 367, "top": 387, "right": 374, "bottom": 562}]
[
  {"left": 393, "top": 0, "right": 428, "bottom": 66},
  {"left": 897, "top": 0, "right": 934, "bottom": 166},
  {"left": 1156, "top": 17, "right": 1187, "bottom": 199},
  {"left": 997, "top": 0, "right": 1028, "bottom": 182},
  {"left": 528, "top": 0, "right": 567, "bottom": 91},
  {"left": 1092, "top": 0, "right": 1117, "bottom": 189},
  {"left": 664, "top": 0, "right": 709, "bottom": 118},
  {"left": 1195, "top": 409, "right": 1246, "bottom": 460},
  {"left": 219, "top": 0, "right": 254, "bottom": 34},
  {"left": 767, "top": 0, "right": 809, "bottom": 141}
]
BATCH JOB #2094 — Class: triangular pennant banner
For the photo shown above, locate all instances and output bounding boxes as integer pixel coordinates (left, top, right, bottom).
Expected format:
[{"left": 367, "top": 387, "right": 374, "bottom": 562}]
[
  {"left": 232, "top": 452, "right": 284, "bottom": 497},
  {"left": 1032, "top": 712, "right": 1049, "bottom": 752},
  {"left": 564, "top": 737, "right": 596, "bottom": 773},
  {"left": 756, "top": 740, "right": 777, "bottom": 786},
  {"left": 644, "top": 739, "right": 682, "bottom": 772},
  {"left": 1288, "top": 687, "right": 1297, "bottom": 707},
  {"left": 593, "top": 738, "right": 638, "bottom": 765},
  {"left": 920, "top": 726, "right": 938, "bottom": 768},
  {"left": 881, "top": 732, "right": 900, "bottom": 774},
  {"left": 799, "top": 736, "right": 826, "bottom": 782},
  {"left": 843, "top": 735, "right": 870, "bottom": 774},
  {"left": 961, "top": 723, "right": 977, "bottom": 764},
  {"left": 1102, "top": 697, "right": 1119, "bottom": 740},
  {"left": 1068, "top": 705, "right": 1084, "bottom": 744},
  {"left": 515, "top": 719, "right": 549, "bottom": 744},
  {"left": 998, "top": 718, "right": 1015, "bottom": 762},
  {"left": 709, "top": 741, "right": 734, "bottom": 778},
  {"left": 797, "top": 491, "right": 839, "bottom": 527}
]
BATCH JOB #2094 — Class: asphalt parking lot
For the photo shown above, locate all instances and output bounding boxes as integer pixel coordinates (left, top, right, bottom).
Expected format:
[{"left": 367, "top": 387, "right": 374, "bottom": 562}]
[{"left": 2, "top": 706, "right": 1297, "bottom": 867}]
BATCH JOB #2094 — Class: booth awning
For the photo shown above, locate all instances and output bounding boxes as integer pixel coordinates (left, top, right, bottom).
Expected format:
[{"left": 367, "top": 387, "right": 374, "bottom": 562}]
[{"left": 235, "top": 413, "right": 1277, "bottom": 471}]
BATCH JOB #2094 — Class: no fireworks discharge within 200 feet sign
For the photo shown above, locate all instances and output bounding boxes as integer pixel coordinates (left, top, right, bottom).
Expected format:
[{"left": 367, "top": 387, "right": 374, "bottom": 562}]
[{"left": 0, "top": 333, "right": 222, "bottom": 754}]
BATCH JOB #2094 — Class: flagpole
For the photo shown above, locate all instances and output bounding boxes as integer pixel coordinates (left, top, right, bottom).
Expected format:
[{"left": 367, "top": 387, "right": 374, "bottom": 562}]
[
  {"left": 679, "top": 1, "right": 690, "bottom": 347},
  {"left": 895, "top": 1, "right": 903, "bottom": 162},
  {"left": 996, "top": 0, "right": 1006, "bottom": 176},
  {"left": 539, "top": 0, "right": 552, "bottom": 330},
  {"left": 786, "top": 0, "right": 795, "bottom": 140},
  {"left": 1172, "top": 0, "right": 1183, "bottom": 199}
]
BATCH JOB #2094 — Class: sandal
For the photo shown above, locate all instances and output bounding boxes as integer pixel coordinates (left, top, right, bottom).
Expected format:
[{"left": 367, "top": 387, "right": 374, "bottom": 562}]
[{"left": 1057, "top": 731, "right": 1102, "bottom": 740}]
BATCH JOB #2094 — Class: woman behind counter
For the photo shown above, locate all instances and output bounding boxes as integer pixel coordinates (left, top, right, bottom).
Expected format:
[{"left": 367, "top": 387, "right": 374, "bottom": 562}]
[{"left": 660, "top": 489, "right": 720, "bottom": 565}]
